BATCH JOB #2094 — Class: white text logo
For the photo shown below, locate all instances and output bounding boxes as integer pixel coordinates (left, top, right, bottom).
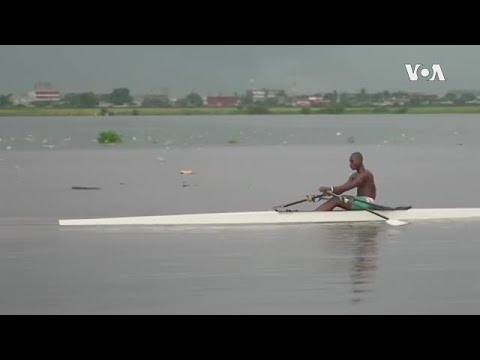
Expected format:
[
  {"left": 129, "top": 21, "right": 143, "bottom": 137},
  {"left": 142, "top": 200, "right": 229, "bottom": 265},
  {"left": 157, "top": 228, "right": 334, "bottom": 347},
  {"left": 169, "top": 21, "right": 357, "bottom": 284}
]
[{"left": 405, "top": 64, "right": 446, "bottom": 81}]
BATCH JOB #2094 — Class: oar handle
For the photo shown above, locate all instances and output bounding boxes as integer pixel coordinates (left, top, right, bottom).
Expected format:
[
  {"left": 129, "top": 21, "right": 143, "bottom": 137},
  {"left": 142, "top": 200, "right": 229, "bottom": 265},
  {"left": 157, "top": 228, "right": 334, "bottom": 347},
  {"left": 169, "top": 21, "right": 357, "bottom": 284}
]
[{"left": 274, "top": 194, "right": 323, "bottom": 210}]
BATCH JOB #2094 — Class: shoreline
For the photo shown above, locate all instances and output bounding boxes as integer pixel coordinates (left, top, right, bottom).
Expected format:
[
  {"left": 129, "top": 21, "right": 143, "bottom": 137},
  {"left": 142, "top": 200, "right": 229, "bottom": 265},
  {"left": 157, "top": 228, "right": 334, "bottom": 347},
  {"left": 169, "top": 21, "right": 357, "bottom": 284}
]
[{"left": 2, "top": 106, "right": 480, "bottom": 116}]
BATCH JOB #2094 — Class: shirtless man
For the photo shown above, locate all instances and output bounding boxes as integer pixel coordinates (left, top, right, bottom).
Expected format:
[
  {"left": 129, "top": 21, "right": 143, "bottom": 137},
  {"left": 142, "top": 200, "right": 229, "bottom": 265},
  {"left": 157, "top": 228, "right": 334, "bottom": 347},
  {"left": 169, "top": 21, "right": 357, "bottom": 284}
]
[{"left": 315, "top": 152, "right": 377, "bottom": 211}]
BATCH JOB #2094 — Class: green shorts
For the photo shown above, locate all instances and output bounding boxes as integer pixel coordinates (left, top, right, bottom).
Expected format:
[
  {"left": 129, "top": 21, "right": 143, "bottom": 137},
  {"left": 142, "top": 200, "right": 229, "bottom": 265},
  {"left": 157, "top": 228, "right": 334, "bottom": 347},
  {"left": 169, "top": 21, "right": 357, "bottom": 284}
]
[{"left": 350, "top": 196, "right": 376, "bottom": 210}]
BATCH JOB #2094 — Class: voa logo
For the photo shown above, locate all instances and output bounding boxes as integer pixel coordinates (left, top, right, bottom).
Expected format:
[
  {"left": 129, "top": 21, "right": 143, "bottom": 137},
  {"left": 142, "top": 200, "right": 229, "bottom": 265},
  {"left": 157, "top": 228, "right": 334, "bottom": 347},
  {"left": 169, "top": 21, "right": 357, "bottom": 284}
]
[{"left": 405, "top": 64, "right": 446, "bottom": 81}]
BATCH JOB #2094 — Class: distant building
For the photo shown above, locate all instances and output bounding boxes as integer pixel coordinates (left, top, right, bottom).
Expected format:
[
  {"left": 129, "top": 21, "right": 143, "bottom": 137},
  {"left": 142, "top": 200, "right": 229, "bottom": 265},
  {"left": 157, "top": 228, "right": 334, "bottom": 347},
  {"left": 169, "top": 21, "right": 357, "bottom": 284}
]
[
  {"left": 409, "top": 92, "right": 439, "bottom": 101},
  {"left": 296, "top": 100, "right": 312, "bottom": 107},
  {"left": 11, "top": 95, "right": 31, "bottom": 106},
  {"left": 247, "top": 89, "right": 286, "bottom": 103},
  {"left": 141, "top": 94, "right": 170, "bottom": 107},
  {"left": 308, "top": 96, "right": 331, "bottom": 106},
  {"left": 28, "top": 82, "right": 62, "bottom": 102},
  {"left": 206, "top": 96, "right": 240, "bottom": 107},
  {"left": 250, "top": 90, "right": 266, "bottom": 102},
  {"left": 447, "top": 89, "right": 480, "bottom": 97}
]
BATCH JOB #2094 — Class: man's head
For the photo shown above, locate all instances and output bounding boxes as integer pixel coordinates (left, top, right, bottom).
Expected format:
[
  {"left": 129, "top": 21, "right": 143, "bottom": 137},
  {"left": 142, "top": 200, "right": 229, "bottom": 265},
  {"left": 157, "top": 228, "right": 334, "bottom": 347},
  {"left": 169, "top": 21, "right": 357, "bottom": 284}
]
[{"left": 349, "top": 152, "right": 363, "bottom": 170}]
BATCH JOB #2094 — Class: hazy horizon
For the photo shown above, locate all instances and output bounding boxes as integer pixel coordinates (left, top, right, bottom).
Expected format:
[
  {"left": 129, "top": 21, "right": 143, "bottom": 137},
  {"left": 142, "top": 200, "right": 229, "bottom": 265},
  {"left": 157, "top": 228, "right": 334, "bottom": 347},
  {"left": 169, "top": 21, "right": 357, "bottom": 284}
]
[{"left": 1, "top": 45, "right": 479, "bottom": 97}]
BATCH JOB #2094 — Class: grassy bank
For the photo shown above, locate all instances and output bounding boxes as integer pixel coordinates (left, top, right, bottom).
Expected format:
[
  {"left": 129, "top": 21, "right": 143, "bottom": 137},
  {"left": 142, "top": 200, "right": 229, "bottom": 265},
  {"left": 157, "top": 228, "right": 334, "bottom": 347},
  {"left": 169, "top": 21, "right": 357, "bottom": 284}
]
[{"left": 2, "top": 106, "right": 480, "bottom": 117}]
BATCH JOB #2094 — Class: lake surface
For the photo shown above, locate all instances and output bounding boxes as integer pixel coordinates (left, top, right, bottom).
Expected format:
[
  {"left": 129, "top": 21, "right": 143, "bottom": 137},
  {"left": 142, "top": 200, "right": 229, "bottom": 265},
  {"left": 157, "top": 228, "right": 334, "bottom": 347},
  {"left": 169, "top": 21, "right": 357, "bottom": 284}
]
[{"left": 1, "top": 114, "right": 480, "bottom": 314}]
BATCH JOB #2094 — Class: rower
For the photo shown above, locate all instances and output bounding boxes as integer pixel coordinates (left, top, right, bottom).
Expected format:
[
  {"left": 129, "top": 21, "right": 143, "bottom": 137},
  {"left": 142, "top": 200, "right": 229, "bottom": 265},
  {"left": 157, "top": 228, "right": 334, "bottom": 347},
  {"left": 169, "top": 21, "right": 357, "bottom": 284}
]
[{"left": 315, "top": 152, "right": 377, "bottom": 211}]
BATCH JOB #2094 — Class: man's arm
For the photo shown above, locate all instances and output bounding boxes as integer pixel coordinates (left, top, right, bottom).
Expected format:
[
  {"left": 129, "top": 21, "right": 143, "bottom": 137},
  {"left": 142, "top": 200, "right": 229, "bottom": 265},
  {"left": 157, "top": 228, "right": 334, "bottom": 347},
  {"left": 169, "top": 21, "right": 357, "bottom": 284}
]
[{"left": 330, "top": 173, "right": 368, "bottom": 194}]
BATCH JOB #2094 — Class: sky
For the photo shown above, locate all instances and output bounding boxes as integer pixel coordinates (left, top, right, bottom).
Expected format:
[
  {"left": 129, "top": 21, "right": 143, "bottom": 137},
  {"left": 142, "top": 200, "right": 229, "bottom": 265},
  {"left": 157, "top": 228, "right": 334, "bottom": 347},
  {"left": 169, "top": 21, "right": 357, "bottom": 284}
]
[{"left": 0, "top": 45, "right": 479, "bottom": 97}]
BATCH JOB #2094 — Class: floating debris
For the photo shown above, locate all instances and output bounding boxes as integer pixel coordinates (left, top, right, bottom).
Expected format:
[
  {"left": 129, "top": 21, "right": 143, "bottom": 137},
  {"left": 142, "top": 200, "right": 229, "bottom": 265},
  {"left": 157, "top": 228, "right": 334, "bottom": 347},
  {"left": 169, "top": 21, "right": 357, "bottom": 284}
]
[
  {"left": 336, "top": 132, "right": 342, "bottom": 136},
  {"left": 347, "top": 136, "right": 355, "bottom": 144},
  {"left": 180, "top": 170, "right": 194, "bottom": 175},
  {"left": 182, "top": 181, "right": 198, "bottom": 188},
  {"left": 72, "top": 186, "right": 101, "bottom": 190}
]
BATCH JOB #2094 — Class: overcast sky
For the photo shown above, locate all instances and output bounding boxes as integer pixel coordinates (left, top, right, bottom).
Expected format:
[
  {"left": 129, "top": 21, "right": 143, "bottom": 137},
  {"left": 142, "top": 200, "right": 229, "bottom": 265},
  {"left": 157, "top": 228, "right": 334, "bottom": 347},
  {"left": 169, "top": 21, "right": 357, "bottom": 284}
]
[{"left": 0, "top": 45, "right": 478, "bottom": 96}]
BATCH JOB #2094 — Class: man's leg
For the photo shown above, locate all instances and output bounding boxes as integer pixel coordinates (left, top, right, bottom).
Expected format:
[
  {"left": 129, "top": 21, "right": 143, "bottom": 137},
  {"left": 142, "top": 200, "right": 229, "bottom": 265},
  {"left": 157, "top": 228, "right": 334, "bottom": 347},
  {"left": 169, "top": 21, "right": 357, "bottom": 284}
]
[
  {"left": 350, "top": 196, "right": 374, "bottom": 211},
  {"left": 315, "top": 197, "right": 353, "bottom": 211}
]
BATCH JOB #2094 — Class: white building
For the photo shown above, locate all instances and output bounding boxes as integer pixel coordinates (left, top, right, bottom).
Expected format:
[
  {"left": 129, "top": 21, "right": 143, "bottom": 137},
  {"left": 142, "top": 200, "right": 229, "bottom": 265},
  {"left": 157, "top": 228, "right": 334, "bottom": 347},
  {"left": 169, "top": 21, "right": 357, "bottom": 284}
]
[{"left": 27, "top": 82, "right": 62, "bottom": 102}]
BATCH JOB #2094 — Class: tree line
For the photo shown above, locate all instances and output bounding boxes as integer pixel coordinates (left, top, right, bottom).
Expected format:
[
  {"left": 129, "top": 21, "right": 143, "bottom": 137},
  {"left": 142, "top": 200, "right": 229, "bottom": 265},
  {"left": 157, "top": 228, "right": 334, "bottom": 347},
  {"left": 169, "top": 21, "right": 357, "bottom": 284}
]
[{"left": 1, "top": 87, "right": 480, "bottom": 108}]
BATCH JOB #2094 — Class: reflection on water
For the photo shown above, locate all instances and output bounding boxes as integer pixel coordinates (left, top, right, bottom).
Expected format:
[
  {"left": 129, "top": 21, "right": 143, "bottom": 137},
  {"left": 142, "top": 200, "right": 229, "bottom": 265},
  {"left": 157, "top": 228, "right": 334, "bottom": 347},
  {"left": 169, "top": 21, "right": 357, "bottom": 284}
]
[
  {"left": 322, "top": 223, "right": 382, "bottom": 305},
  {"left": 349, "top": 225, "right": 380, "bottom": 304},
  {"left": 58, "top": 221, "right": 384, "bottom": 308}
]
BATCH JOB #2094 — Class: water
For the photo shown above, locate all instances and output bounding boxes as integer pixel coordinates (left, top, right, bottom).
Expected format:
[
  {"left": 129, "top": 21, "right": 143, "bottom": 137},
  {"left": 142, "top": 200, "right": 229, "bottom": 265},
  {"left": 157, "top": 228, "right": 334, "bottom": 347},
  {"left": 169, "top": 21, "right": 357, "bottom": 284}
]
[
  {"left": 0, "top": 114, "right": 474, "bottom": 150},
  {"left": 1, "top": 114, "right": 480, "bottom": 314}
]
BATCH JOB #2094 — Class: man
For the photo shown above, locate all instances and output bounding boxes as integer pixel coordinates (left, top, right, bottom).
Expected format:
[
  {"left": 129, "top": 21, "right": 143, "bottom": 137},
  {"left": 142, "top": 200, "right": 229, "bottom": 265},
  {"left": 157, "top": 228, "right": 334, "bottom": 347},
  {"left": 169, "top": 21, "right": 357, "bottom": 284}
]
[{"left": 315, "top": 152, "right": 377, "bottom": 211}]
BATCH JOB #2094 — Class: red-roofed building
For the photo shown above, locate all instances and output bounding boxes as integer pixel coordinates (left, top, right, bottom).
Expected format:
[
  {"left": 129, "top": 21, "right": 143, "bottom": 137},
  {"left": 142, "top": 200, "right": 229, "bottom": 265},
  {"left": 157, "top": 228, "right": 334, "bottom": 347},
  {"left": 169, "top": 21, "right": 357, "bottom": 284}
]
[
  {"left": 206, "top": 96, "right": 240, "bottom": 107},
  {"left": 28, "top": 82, "right": 62, "bottom": 102},
  {"left": 410, "top": 93, "right": 439, "bottom": 100}
]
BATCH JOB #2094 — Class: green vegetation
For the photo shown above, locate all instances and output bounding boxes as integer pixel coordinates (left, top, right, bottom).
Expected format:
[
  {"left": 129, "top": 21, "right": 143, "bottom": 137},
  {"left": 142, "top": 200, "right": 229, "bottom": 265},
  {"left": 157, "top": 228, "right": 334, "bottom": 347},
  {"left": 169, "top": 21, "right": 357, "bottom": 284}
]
[
  {"left": 318, "top": 105, "right": 346, "bottom": 114},
  {"left": 110, "top": 88, "right": 133, "bottom": 106},
  {"left": 245, "top": 105, "right": 271, "bottom": 115},
  {"left": 227, "top": 139, "right": 238, "bottom": 145},
  {"left": 3, "top": 105, "right": 480, "bottom": 117},
  {"left": 0, "top": 94, "right": 13, "bottom": 107},
  {"left": 97, "top": 131, "right": 122, "bottom": 144},
  {"left": 373, "top": 107, "right": 390, "bottom": 113},
  {"left": 394, "top": 107, "right": 409, "bottom": 114},
  {"left": 176, "top": 92, "right": 204, "bottom": 107},
  {"left": 63, "top": 92, "right": 98, "bottom": 108}
]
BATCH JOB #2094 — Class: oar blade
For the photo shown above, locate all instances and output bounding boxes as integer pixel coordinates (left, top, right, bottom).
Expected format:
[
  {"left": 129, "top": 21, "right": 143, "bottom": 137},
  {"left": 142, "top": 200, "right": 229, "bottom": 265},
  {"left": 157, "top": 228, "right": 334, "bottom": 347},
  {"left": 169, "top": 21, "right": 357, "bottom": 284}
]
[{"left": 386, "top": 219, "right": 408, "bottom": 227}]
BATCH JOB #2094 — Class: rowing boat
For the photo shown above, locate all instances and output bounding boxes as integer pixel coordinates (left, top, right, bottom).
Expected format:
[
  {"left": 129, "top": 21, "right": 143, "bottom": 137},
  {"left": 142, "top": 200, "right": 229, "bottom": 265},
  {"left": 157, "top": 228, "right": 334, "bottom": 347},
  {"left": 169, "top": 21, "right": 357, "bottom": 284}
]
[{"left": 58, "top": 208, "right": 480, "bottom": 226}]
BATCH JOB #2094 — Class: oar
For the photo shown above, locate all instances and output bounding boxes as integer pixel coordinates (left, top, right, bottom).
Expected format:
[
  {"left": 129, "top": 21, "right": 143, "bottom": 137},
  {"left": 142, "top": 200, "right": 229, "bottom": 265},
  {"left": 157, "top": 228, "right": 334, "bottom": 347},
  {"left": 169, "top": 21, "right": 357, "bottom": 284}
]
[
  {"left": 273, "top": 195, "right": 323, "bottom": 211},
  {"left": 326, "top": 191, "right": 408, "bottom": 226}
]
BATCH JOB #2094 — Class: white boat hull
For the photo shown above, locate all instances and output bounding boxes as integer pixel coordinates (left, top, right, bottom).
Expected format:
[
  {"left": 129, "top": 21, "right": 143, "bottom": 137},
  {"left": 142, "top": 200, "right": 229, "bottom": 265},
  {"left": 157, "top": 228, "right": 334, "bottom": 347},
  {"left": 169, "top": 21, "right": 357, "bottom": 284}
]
[{"left": 58, "top": 208, "right": 480, "bottom": 226}]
